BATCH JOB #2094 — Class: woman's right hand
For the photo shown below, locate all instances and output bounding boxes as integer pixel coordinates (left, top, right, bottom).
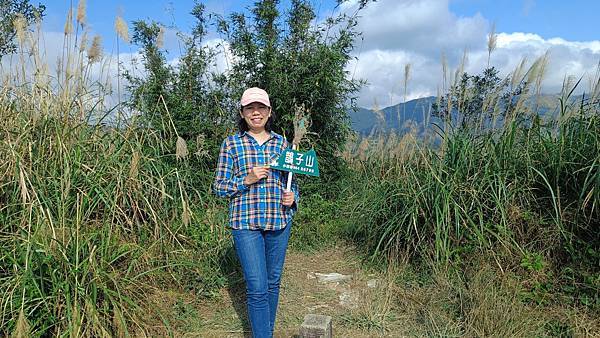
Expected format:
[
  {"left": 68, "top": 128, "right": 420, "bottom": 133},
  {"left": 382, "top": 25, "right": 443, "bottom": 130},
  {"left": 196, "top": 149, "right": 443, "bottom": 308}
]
[{"left": 243, "top": 165, "right": 270, "bottom": 185}]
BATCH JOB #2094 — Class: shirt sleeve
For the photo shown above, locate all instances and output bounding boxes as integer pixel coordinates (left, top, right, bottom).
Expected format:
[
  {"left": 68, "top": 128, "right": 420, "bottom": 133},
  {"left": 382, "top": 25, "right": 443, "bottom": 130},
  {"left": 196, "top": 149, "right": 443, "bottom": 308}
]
[{"left": 212, "top": 138, "right": 249, "bottom": 198}]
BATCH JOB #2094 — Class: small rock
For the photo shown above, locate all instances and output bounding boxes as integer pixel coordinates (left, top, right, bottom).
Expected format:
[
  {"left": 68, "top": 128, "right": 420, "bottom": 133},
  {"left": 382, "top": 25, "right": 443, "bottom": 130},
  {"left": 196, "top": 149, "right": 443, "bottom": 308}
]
[
  {"left": 307, "top": 304, "right": 331, "bottom": 311},
  {"left": 299, "top": 314, "right": 332, "bottom": 338},
  {"left": 314, "top": 272, "right": 352, "bottom": 283},
  {"left": 367, "top": 279, "right": 379, "bottom": 288},
  {"left": 339, "top": 290, "right": 360, "bottom": 308}
]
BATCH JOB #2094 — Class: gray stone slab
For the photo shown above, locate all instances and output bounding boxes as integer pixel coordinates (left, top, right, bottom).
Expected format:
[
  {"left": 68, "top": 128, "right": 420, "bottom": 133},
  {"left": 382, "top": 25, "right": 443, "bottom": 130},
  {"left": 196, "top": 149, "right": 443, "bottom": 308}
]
[{"left": 299, "top": 314, "right": 332, "bottom": 338}]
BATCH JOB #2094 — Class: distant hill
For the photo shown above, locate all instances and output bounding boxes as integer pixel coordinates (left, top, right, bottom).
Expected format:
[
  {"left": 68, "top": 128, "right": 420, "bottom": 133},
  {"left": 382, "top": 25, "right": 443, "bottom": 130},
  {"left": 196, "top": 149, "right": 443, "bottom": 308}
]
[
  {"left": 349, "top": 94, "right": 583, "bottom": 135},
  {"left": 348, "top": 96, "right": 437, "bottom": 135}
]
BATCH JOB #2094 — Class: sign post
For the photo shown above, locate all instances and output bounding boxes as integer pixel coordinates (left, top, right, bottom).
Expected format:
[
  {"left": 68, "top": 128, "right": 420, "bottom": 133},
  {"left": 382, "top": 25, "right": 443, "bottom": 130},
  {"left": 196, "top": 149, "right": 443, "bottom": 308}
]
[{"left": 286, "top": 145, "right": 297, "bottom": 191}]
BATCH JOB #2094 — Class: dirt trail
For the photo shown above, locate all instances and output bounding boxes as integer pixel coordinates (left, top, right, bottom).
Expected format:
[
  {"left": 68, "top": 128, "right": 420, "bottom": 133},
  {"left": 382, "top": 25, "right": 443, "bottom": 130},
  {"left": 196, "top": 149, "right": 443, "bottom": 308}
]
[
  {"left": 156, "top": 244, "right": 598, "bottom": 337},
  {"left": 188, "top": 245, "right": 401, "bottom": 337}
]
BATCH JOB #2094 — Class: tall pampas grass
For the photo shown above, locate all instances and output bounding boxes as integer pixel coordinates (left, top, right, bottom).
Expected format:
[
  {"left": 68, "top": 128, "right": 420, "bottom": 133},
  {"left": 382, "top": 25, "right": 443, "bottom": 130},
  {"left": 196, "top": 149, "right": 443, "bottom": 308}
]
[
  {"left": 344, "top": 52, "right": 600, "bottom": 280},
  {"left": 13, "top": 14, "right": 27, "bottom": 46},
  {"left": 487, "top": 22, "right": 497, "bottom": 67},
  {"left": 114, "top": 16, "right": 130, "bottom": 43},
  {"left": 12, "top": 310, "right": 30, "bottom": 338},
  {"left": 76, "top": 0, "right": 87, "bottom": 27},
  {"left": 292, "top": 103, "right": 311, "bottom": 146},
  {"left": 87, "top": 35, "right": 102, "bottom": 63},
  {"left": 156, "top": 25, "right": 165, "bottom": 49},
  {"left": 401, "top": 63, "right": 412, "bottom": 124},
  {"left": 1, "top": 6, "right": 231, "bottom": 336},
  {"left": 114, "top": 14, "right": 129, "bottom": 120},
  {"left": 176, "top": 136, "right": 189, "bottom": 160},
  {"left": 64, "top": 7, "right": 74, "bottom": 35}
]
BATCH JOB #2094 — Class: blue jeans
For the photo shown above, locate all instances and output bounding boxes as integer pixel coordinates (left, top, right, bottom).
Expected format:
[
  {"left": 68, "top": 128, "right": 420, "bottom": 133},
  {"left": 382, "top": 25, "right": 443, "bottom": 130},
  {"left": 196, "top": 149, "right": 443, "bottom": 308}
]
[{"left": 232, "top": 223, "right": 292, "bottom": 338}]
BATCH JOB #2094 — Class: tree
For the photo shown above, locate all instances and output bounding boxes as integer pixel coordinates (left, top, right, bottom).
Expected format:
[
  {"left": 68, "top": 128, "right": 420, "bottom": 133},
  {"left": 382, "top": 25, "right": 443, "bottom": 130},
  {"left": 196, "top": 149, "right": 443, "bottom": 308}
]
[
  {"left": 125, "top": 0, "right": 371, "bottom": 188},
  {"left": 124, "top": 2, "right": 228, "bottom": 167},
  {"left": 0, "top": 0, "right": 45, "bottom": 57},
  {"left": 218, "top": 0, "right": 367, "bottom": 182},
  {"left": 432, "top": 67, "right": 526, "bottom": 132}
]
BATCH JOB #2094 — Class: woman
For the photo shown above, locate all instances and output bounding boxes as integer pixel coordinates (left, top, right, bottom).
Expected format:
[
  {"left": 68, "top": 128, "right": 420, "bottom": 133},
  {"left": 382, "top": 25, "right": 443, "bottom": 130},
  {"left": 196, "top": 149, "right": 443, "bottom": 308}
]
[{"left": 213, "top": 87, "right": 298, "bottom": 338}]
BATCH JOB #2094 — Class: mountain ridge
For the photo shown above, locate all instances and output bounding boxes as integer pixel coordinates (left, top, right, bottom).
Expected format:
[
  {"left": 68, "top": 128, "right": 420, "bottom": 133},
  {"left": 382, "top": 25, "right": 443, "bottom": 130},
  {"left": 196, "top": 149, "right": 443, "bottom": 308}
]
[{"left": 349, "top": 94, "right": 582, "bottom": 135}]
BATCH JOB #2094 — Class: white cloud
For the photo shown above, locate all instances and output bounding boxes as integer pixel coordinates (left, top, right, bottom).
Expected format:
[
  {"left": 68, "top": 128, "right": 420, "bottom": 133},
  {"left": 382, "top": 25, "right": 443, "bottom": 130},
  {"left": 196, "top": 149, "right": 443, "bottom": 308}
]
[
  {"left": 203, "top": 38, "right": 234, "bottom": 74},
  {"left": 341, "top": 0, "right": 600, "bottom": 108},
  {"left": 348, "top": 49, "right": 440, "bottom": 108},
  {"left": 350, "top": 0, "right": 487, "bottom": 57}
]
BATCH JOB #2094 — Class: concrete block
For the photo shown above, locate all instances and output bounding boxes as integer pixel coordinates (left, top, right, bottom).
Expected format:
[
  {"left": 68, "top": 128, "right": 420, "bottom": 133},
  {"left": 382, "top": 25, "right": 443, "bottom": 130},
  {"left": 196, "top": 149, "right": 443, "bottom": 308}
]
[{"left": 299, "top": 314, "right": 332, "bottom": 338}]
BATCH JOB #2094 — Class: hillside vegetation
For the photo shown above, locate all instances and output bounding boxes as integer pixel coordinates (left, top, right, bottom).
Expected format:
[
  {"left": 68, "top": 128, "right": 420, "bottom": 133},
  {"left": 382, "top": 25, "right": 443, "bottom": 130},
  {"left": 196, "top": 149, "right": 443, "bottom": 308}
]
[{"left": 1, "top": 1, "right": 598, "bottom": 336}]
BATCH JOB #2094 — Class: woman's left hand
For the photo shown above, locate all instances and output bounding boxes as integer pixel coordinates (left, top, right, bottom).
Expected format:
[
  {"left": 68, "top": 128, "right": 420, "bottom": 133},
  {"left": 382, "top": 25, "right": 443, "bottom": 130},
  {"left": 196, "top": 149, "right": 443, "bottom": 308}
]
[{"left": 282, "top": 191, "right": 295, "bottom": 207}]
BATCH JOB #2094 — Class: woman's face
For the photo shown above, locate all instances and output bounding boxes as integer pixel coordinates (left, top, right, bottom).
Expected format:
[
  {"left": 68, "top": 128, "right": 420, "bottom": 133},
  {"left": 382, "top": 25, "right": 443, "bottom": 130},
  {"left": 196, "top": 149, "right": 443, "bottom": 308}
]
[{"left": 241, "top": 102, "right": 271, "bottom": 132}]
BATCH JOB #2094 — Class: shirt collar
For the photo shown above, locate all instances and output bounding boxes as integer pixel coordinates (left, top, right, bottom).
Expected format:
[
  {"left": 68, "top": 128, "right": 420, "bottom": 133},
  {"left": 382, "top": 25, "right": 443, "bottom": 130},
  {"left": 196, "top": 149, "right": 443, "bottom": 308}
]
[{"left": 240, "top": 130, "right": 281, "bottom": 141}]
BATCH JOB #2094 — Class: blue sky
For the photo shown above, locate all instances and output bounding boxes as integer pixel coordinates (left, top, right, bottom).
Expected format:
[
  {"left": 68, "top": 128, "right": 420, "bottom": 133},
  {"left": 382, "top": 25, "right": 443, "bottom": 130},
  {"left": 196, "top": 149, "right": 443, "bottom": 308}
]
[
  {"left": 450, "top": 0, "right": 599, "bottom": 42},
  {"left": 41, "top": 1, "right": 599, "bottom": 45},
  {"left": 42, "top": 1, "right": 338, "bottom": 47},
  {"left": 36, "top": 1, "right": 600, "bottom": 107}
]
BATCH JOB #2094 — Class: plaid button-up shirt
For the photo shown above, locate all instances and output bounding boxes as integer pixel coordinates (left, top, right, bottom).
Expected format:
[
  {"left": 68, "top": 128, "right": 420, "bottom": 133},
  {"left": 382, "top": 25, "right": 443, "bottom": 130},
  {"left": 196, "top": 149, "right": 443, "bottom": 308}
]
[{"left": 213, "top": 131, "right": 299, "bottom": 230}]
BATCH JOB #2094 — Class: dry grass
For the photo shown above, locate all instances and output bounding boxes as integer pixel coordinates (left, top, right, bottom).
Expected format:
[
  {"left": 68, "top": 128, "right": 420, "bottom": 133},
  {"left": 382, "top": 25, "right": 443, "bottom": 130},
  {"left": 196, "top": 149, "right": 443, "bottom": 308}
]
[
  {"left": 392, "top": 256, "right": 600, "bottom": 338},
  {"left": 61, "top": 242, "right": 598, "bottom": 337},
  {"left": 114, "top": 15, "right": 130, "bottom": 43}
]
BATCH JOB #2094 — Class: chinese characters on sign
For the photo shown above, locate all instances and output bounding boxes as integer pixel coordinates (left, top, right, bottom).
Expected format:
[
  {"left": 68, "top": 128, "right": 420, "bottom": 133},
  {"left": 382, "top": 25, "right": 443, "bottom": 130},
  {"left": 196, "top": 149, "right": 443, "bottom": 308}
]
[{"left": 270, "top": 148, "right": 320, "bottom": 177}]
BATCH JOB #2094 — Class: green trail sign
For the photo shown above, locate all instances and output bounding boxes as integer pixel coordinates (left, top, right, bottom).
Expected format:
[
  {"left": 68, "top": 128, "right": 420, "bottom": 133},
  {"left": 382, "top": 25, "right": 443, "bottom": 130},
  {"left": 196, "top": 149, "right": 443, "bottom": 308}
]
[{"left": 270, "top": 149, "right": 320, "bottom": 177}]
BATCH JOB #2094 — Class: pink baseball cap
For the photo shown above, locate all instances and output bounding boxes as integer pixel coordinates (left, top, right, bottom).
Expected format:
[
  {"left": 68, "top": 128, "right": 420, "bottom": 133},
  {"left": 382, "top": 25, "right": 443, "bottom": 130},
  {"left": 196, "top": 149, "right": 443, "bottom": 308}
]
[{"left": 240, "top": 87, "right": 271, "bottom": 107}]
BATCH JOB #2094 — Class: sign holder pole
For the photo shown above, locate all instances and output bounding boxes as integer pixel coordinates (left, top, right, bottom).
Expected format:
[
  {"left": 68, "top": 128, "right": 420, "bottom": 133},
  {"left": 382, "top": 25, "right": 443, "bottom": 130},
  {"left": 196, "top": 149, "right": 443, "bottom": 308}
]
[{"left": 286, "top": 144, "right": 297, "bottom": 192}]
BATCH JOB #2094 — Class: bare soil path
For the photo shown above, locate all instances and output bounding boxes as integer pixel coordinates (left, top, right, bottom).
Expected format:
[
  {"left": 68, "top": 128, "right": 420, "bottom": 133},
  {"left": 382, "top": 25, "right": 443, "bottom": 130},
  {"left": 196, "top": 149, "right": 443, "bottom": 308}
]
[{"left": 186, "top": 245, "right": 401, "bottom": 337}]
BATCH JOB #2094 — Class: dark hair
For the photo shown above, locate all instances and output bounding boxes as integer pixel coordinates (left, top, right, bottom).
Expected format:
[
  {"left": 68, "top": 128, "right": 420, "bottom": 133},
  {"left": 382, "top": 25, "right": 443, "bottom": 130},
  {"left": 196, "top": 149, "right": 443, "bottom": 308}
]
[{"left": 237, "top": 106, "right": 275, "bottom": 133}]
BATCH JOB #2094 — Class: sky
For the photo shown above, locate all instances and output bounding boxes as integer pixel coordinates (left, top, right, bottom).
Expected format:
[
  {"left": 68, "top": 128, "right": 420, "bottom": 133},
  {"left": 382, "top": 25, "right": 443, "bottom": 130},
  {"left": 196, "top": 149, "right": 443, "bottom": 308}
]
[
  {"left": 450, "top": 0, "right": 599, "bottom": 42},
  {"left": 27, "top": 0, "right": 600, "bottom": 108}
]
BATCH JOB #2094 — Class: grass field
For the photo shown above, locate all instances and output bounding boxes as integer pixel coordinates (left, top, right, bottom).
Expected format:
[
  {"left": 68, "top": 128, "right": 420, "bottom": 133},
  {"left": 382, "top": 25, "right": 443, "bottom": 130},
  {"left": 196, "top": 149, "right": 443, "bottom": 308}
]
[{"left": 1, "top": 4, "right": 598, "bottom": 337}]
